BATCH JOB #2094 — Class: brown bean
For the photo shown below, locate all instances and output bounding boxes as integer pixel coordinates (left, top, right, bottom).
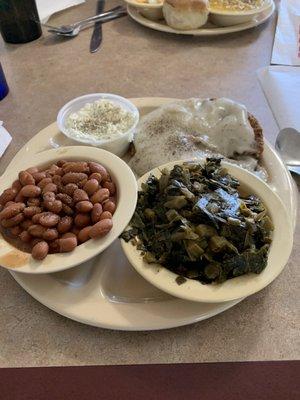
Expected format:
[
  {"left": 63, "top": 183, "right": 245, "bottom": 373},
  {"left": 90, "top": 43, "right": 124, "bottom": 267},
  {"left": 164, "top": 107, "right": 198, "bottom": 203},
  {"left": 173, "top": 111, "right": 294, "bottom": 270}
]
[
  {"left": 31, "top": 238, "right": 44, "bottom": 247},
  {"left": 76, "top": 200, "right": 93, "bottom": 213},
  {"left": 77, "top": 179, "right": 88, "bottom": 189},
  {"left": 56, "top": 193, "right": 73, "bottom": 206},
  {"left": 12, "top": 180, "right": 22, "bottom": 192},
  {"left": 9, "top": 226, "right": 22, "bottom": 236},
  {"left": 20, "top": 185, "right": 41, "bottom": 198},
  {"left": 32, "top": 241, "right": 49, "bottom": 260},
  {"left": 88, "top": 162, "right": 108, "bottom": 180},
  {"left": 48, "top": 165, "right": 63, "bottom": 176},
  {"left": 32, "top": 212, "right": 44, "bottom": 224},
  {"left": 83, "top": 179, "right": 99, "bottom": 196},
  {"left": 21, "top": 219, "right": 34, "bottom": 229},
  {"left": 52, "top": 175, "right": 62, "bottom": 186},
  {"left": 43, "top": 191, "right": 56, "bottom": 202},
  {"left": 74, "top": 213, "right": 91, "bottom": 228},
  {"left": 28, "top": 224, "right": 46, "bottom": 238},
  {"left": 20, "top": 231, "right": 32, "bottom": 243},
  {"left": 44, "top": 199, "right": 62, "bottom": 214},
  {"left": 78, "top": 226, "right": 92, "bottom": 243},
  {"left": 0, "top": 203, "right": 25, "bottom": 220},
  {"left": 73, "top": 189, "right": 89, "bottom": 203},
  {"left": 90, "top": 188, "right": 109, "bottom": 205},
  {"left": 71, "top": 226, "right": 80, "bottom": 236},
  {"left": 61, "top": 204, "right": 74, "bottom": 216},
  {"left": 42, "top": 183, "right": 57, "bottom": 194},
  {"left": 19, "top": 171, "right": 35, "bottom": 186},
  {"left": 27, "top": 198, "right": 40, "bottom": 207},
  {"left": 63, "top": 162, "right": 89, "bottom": 174},
  {"left": 57, "top": 216, "right": 72, "bottom": 234},
  {"left": 32, "top": 171, "right": 46, "bottom": 183},
  {"left": 0, "top": 188, "right": 17, "bottom": 205},
  {"left": 62, "top": 172, "right": 87, "bottom": 185},
  {"left": 89, "top": 173, "right": 102, "bottom": 183},
  {"left": 23, "top": 206, "right": 42, "bottom": 218},
  {"left": 26, "top": 167, "right": 39, "bottom": 175},
  {"left": 3, "top": 201, "right": 15, "bottom": 208},
  {"left": 100, "top": 211, "right": 112, "bottom": 220},
  {"left": 39, "top": 212, "right": 60, "bottom": 227},
  {"left": 61, "top": 232, "right": 77, "bottom": 239},
  {"left": 103, "top": 181, "right": 116, "bottom": 196},
  {"left": 43, "top": 228, "right": 58, "bottom": 241},
  {"left": 63, "top": 183, "right": 78, "bottom": 196},
  {"left": 38, "top": 177, "right": 52, "bottom": 188},
  {"left": 103, "top": 200, "right": 116, "bottom": 215},
  {"left": 91, "top": 203, "right": 103, "bottom": 224},
  {"left": 1, "top": 213, "right": 24, "bottom": 228},
  {"left": 56, "top": 160, "right": 67, "bottom": 167},
  {"left": 57, "top": 236, "right": 77, "bottom": 253},
  {"left": 14, "top": 192, "right": 24, "bottom": 203},
  {"left": 89, "top": 219, "right": 113, "bottom": 238}
]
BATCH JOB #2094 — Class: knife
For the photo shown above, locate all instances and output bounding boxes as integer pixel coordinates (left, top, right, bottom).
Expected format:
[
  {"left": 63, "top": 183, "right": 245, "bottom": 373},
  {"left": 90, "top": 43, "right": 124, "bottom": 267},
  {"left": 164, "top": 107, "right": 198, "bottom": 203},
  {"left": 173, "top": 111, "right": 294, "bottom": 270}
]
[{"left": 90, "top": 0, "right": 105, "bottom": 53}]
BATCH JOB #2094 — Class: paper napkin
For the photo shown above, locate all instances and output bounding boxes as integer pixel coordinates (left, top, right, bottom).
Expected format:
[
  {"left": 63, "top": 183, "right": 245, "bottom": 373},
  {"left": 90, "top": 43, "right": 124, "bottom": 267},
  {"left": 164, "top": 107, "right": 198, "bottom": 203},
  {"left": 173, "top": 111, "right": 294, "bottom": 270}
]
[
  {"left": 36, "top": 0, "right": 86, "bottom": 23},
  {"left": 271, "top": 0, "right": 300, "bottom": 66},
  {"left": 257, "top": 66, "right": 300, "bottom": 130},
  {"left": 0, "top": 121, "right": 12, "bottom": 158}
]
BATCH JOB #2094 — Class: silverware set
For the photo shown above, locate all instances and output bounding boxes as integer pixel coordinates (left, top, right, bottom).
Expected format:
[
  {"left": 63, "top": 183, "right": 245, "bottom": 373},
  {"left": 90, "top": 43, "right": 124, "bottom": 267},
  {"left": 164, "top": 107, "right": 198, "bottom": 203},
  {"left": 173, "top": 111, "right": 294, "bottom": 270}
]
[{"left": 41, "top": 4, "right": 127, "bottom": 41}]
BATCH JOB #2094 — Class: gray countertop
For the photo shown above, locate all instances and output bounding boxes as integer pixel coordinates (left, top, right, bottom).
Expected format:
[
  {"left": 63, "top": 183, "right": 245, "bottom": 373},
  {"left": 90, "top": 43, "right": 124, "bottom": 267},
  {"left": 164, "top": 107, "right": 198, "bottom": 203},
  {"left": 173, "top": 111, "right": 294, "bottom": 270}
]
[{"left": 0, "top": 0, "right": 299, "bottom": 367}]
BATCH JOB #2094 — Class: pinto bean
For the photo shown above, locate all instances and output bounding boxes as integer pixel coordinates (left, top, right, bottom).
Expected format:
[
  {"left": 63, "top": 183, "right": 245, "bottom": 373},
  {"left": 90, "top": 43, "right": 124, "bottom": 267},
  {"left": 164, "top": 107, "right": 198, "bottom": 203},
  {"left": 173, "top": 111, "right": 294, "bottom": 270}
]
[
  {"left": 62, "top": 172, "right": 88, "bottom": 185},
  {"left": 76, "top": 201, "right": 93, "bottom": 213},
  {"left": 99, "top": 211, "right": 112, "bottom": 221},
  {"left": 26, "top": 167, "right": 39, "bottom": 175},
  {"left": 28, "top": 224, "right": 46, "bottom": 238},
  {"left": 89, "top": 173, "right": 102, "bottom": 183},
  {"left": 61, "top": 204, "right": 74, "bottom": 216},
  {"left": 21, "top": 219, "right": 34, "bottom": 230},
  {"left": 91, "top": 203, "right": 103, "bottom": 224},
  {"left": 42, "top": 183, "right": 57, "bottom": 194},
  {"left": 89, "top": 219, "right": 113, "bottom": 238},
  {"left": 78, "top": 226, "right": 92, "bottom": 243},
  {"left": 43, "top": 228, "right": 58, "bottom": 241},
  {"left": 43, "top": 199, "right": 62, "bottom": 214},
  {"left": 23, "top": 206, "right": 42, "bottom": 218},
  {"left": 56, "top": 236, "right": 77, "bottom": 253},
  {"left": 0, "top": 188, "right": 17, "bottom": 205},
  {"left": 20, "top": 185, "right": 41, "bottom": 198},
  {"left": 103, "top": 200, "right": 116, "bottom": 215},
  {"left": 56, "top": 193, "right": 73, "bottom": 206},
  {"left": 74, "top": 213, "right": 91, "bottom": 228},
  {"left": 32, "top": 213, "right": 44, "bottom": 224},
  {"left": 39, "top": 212, "right": 60, "bottom": 227},
  {"left": 103, "top": 181, "right": 116, "bottom": 196},
  {"left": 20, "top": 231, "right": 32, "bottom": 243},
  {"left": 1, "top": 213, "right": 24, "bottom": 228},
  {"left": 38, "top": 178, "right": 52, "bottom": 189},
  {"left": 88, "top": 162, "right": 108, "bottom": 180},
  {"left": 63, "top": 183, "right": 78, "bottom": 196},
  {"left": 63, "top": 162, "right": 89, "bottom": 174},
  {"left": 73, "top": 189, "right": 89, "bottom": 203},
  {"left": 0, "top": 203, "right": 25, "bottom": 221},
  {"left": 90, "top": 188, "right": 109, "bottom": 205},
  {"left": 19, "top": 171, "right": 35, "bottom": 186},
  {"left": 83, "top": 179, "right": 99, "bottom": 196},
  {"left": 27, "top": 198, "right": 40, "bottom": 207},
  {"left": 57, "top": 216, "right": 73, "bottom": 234},
  {"left": 32, "top": 241, "right": 49, "bottom": 260},
  {"left": 32, "top": 171, "right": 47, "bottom": 183},
  {"left": 12, "top": 180, "right": 22, "bottom": 192}
]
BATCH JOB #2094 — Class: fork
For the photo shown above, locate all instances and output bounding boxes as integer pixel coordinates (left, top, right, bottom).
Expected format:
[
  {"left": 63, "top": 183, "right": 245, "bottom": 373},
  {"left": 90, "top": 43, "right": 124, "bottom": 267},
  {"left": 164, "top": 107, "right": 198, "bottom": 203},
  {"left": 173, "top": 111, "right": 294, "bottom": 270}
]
[{"left": 39, "top": 6, "right": 125, "bottom": 35}]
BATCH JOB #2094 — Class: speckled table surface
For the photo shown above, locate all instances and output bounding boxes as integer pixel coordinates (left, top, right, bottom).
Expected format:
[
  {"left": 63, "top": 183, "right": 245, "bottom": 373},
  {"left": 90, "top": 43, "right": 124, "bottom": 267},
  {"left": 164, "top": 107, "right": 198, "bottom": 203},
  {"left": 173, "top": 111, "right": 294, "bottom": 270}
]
[{"left": 0, "top": 0, "right": 299, "bottom": 368}]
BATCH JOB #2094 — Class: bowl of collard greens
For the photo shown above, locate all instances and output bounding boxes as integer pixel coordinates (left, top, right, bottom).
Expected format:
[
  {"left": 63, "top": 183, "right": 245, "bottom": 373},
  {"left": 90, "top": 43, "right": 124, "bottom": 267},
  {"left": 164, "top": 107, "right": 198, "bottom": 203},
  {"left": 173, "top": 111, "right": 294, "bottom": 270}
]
[{"left": 121, "top": 158, "right": 293, "bottom": 303}]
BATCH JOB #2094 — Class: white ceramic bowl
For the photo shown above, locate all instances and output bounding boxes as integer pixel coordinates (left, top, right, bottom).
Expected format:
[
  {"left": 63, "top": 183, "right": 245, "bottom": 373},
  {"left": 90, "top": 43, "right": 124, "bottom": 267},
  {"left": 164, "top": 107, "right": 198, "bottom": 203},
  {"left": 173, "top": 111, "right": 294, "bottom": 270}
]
[
  {"left": 0, "top": 146, "right": 138, "bottom": 274},
  {"left": 124, "top": 0, "right": 163, "bottom": 21},
  {"left": 57, "top": 93, "right": 139, "bottom": 157},
  {"left": 121, "top": 159, "right": 294, "bottom": 303},
  {"left": 209, "top": 0, "right": 272, "bottom": 27}
]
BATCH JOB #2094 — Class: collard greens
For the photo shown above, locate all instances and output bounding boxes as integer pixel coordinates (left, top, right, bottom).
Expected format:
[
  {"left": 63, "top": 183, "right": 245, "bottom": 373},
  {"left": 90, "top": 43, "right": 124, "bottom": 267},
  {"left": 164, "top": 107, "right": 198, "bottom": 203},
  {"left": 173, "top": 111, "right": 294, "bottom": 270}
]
[{"left": 121, "top": 158, "right": 273, "bottom": 285}]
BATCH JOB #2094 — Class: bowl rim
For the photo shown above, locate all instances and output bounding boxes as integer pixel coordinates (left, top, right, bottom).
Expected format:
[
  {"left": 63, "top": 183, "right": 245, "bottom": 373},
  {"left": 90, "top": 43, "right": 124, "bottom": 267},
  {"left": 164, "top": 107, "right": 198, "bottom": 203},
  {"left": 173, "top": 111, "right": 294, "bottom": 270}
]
[
  {"left": 0, "top": 146, "right": 138, "bottom": 274},
  {"left": 208, "top": 0, "right": 272, "bottom": 16},
  {"left": 124, "top": 0, "right": 163, "bottom": 9},
  {"left": 121, "top": 158, "right": 294, "bottom": 303},
  {"left": 57, "top": 93, "right": 140, "bottom": 147}
]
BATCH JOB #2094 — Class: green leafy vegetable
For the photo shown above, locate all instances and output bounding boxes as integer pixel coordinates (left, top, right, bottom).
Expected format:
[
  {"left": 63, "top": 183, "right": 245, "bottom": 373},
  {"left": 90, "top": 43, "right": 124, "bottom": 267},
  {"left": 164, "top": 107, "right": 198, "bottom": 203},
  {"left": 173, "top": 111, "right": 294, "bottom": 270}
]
[{"left": 121, "top": 158, "right": 273, "bottom": 285}]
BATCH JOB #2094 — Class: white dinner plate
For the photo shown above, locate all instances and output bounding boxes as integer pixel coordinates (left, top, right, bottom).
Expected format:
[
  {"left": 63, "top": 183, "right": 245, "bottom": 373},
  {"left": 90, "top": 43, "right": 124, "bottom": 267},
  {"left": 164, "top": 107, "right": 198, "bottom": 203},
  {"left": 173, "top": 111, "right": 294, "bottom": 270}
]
[
  {"left": 127, "top": 2, "right": 275, "bottom": 36},
  {"left": 5, "top": 97, "right": 298, "bottom": 331}
]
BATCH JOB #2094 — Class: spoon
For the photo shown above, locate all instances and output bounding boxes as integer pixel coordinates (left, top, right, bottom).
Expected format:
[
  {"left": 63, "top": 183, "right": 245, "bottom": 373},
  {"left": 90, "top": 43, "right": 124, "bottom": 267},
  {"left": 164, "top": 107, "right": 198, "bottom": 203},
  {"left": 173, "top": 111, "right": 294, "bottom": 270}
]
[{"left": 275, "top": 127, "right": 300, "bottom": 175}]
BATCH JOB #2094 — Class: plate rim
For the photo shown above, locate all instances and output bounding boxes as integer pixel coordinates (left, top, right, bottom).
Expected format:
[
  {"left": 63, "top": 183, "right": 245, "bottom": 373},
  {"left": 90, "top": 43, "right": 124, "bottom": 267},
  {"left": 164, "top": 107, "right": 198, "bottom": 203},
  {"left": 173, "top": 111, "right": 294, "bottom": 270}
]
[
  {"left": 5, "top": 96, "right": 298, "bottom": 331},
  {"left": 127, "top": 1, "right": 275, "bottom": 36}
]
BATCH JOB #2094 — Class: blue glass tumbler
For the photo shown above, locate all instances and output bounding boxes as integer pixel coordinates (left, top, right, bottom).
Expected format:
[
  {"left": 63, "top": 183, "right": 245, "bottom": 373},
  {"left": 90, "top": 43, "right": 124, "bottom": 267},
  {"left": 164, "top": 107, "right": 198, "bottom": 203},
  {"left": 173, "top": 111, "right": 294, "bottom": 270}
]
[{"left": 0, "top": 63, "right": 9, "bottom": 100}]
